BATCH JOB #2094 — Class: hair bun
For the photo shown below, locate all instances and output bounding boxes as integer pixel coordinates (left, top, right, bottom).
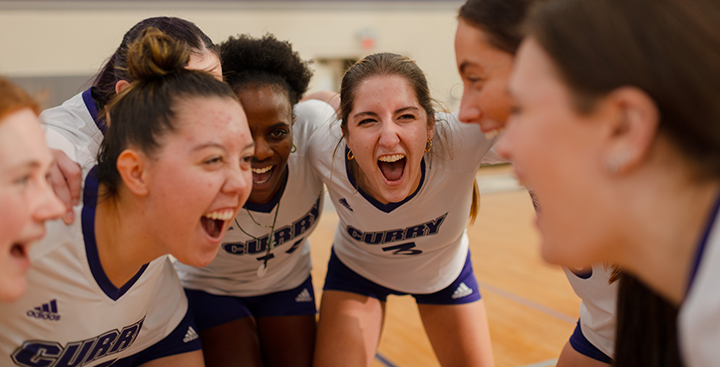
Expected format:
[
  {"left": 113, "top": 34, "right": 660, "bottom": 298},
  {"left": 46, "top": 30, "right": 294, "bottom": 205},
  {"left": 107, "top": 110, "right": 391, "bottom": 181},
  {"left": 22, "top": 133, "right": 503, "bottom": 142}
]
[{"left": 126, "top": 27, "right": 190, "bottom": 82}]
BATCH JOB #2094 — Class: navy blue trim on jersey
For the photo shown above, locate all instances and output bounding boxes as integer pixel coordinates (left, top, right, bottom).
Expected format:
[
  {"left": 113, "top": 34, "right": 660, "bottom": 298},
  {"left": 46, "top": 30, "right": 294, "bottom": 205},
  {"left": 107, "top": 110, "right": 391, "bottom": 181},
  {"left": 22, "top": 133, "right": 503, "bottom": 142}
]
[
  {"left": 345, "top": 147, "right": 426, "bottom": 213},
  {"left": 82, "top": 88, "right": 106, "bottom": 135},
  {"left": 569, "top": 320, "right": 612, "bottom": 363},
  {"left": 686, "top": 189, "right": 720, "bottom": 295},
  {"left": 243, "top": 165, "right": 290, "bottom": 213},
  {"left": 82, "top": 166, "right": 148, "bottom": 301},
  {"left": 111, "top": 306, "right": 201, "bottom": 366}
]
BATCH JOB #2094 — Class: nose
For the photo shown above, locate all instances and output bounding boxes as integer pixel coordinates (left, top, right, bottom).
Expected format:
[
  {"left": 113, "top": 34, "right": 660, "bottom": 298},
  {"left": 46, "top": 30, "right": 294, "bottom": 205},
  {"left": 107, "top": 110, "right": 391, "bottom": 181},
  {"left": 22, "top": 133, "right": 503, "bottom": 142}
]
[
  {"left": 458, "top": 89, "right": 482, "bottom": 124},
  {"left": 253, "top": 137, "right": 273, "bottom": 162},
  {"left": 378, "top": 120, "right": 401, "bottom": 148},
  {"left": 33, "top": 177, "right": 65, "bottom": 223},
  {"left": 223, "top": 161, "right": 252, "bottom": 202}
]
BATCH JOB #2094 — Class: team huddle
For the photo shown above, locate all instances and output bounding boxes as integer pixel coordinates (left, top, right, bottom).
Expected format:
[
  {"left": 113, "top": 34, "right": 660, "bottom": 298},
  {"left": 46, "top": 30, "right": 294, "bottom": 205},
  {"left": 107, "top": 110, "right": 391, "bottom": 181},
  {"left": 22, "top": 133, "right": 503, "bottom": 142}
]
[{"left": 1, "top": 0, "right": 718, "bottom": 366}]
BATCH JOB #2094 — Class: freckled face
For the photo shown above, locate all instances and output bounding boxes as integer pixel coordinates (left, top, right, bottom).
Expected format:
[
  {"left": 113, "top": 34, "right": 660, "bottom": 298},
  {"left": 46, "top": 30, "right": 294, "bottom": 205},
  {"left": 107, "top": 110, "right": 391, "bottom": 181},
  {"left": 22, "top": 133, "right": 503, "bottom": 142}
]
[
  {"left": 455, "top": 19, "right": 515, "bottom": 136},
  {"left": 143, "top": 97, "right": 254, "bottom": 267},
  {"left": 236, "top": 85, "right": 294, "bottom": 205},
  {"left": 496, "top": 38, "right": 612, "bottom": 267},
  {"left": 0, "top": 109, "right": 64, "bottom": 302},
  {"left": 345, "top": 75, "right": 433, "bottom": 204}
]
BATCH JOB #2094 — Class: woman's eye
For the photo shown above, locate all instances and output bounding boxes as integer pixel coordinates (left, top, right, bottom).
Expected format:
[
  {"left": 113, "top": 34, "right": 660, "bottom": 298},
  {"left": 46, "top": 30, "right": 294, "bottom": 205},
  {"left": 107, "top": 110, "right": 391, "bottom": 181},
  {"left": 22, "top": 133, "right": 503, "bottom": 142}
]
[
  {"left": 358, "top": 119, "right": 375, "bottom": 126},
  {"left": 270, "top": 129, "right": 288, "bottom": 139},
  {"left": 15, "top": 175, "right": 30, "bottom": 187},
  {"left": 205, "top": 156, "right": 222, "bottom": 165},
  {"left": 240, "top": 155, "right": 253, "bottom": 168}
]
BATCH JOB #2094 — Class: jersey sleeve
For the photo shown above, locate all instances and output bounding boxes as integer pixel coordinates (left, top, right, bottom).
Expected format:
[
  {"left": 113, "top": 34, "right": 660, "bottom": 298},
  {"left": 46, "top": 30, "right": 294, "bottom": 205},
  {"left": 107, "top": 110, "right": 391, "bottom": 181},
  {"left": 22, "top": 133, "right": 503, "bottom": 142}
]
[{"left": 434, "top": 111, "right": 496, "bottom": 171}]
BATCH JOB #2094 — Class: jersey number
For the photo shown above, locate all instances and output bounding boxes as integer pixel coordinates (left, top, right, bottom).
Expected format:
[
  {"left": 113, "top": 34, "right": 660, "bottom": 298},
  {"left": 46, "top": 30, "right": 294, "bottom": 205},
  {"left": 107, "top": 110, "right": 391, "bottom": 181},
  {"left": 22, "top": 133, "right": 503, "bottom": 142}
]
[{"left": 382, "top": 242, "right": 422, "bottom": 256}]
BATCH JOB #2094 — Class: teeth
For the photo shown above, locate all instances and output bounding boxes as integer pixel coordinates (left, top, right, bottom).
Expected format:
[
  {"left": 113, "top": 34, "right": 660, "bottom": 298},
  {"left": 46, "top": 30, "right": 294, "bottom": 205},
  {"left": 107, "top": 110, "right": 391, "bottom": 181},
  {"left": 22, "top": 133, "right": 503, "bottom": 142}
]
[
  {"left": 203, "top": 209, "right": 234, "bottom": 221},
  {"left": 252, "top": 166, "right": 273, "bottom": 174},
  {"left": 484, "top": 128, "right": 504, "bottom": 140},
  {"left": 378, "top": 154, "right": 405, "bottom": 163}
]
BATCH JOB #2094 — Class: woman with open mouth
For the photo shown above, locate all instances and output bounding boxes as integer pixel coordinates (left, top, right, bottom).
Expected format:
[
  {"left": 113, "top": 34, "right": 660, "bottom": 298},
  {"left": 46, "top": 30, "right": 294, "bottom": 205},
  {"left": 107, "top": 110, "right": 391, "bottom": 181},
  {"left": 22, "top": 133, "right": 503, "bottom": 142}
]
[
  {"left": 0, "top": 78, "right": 65, "bottom": 303},
  {"left": 175, "top": 34, "right": 334, "bottom": 367},
  {"left": 0, "top": 30, "right": 253, "bottom": 367},
  {"left": 454, "top": 1, "right": 619, "bottom": 366},
  {"left": 308, "top": 53, "right": 497, "bottom": 367},
  {"left": 495, "top": 0, "right": 720, "bottom": 365}
]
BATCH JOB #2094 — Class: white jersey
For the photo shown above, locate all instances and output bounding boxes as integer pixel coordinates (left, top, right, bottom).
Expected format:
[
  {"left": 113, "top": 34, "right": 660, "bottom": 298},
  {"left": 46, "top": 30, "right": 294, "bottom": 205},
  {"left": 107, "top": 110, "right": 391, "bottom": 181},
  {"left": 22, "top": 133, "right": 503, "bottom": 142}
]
[
  {"left": 0, "top": 168, "right": 187, "bottom": 367},
  {"left": 40, "top": 89, "right": 104, "bottom": 176},
  {"left": 679, "top": 196, "right": 720, "bottom": 367},
  {"left": 307, "top": 106, "right": 495, "bottom": 293},
  {"left": 175, "top": 100, "right": 332, "bottom": 297},
  {"left": 563, "top": 265, "right": 617, "bottom": 358}
]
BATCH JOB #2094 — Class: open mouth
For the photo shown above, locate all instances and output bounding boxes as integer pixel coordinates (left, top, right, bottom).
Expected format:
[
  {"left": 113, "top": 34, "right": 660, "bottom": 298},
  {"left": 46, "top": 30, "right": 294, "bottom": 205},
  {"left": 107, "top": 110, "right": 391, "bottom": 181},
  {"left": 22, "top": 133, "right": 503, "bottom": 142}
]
[
  {"left": 252, "top": 166, "right": 273, "bottom": 185},
  {"left": 10, "top": 243, "right": 28, "bottom": 260},
  {"left": 200, "top": 209, "right": 234, "bottom": 239},
  {"left": 484, "top": 127, "right": 505, "bottom": 140},
  {"left": 378, "top": 154, "right": 406, "bottom": 182}
]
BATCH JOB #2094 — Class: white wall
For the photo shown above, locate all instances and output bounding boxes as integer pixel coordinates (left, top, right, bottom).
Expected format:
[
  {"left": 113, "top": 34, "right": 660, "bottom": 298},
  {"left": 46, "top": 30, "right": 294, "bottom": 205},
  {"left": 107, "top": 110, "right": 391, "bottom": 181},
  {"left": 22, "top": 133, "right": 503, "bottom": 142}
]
[{"left": 0, "top": 1, "right": 464, "bottom": 109}]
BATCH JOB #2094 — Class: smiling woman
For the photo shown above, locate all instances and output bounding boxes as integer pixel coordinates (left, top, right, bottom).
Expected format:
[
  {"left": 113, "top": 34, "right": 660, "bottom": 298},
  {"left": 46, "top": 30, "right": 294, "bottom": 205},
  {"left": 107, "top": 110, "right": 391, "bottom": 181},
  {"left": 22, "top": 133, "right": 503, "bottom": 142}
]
[
  {"left": 0, "top": 78, "right": 64, "bottom": 303},
  {"left": 174, "top": 33, "right": 329, "bottom": 367},
  {"left": 309, "top": 53, "right": 497, "bottom": 367},
  {"left": 0, "top": 29, "right": 253, "bottom": 367}
]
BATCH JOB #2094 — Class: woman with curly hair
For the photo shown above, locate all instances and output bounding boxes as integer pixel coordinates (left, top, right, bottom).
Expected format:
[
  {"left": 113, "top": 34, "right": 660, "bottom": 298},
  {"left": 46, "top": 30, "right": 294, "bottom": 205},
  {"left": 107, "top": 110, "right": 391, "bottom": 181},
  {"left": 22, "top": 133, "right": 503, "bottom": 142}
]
[{"left": 175, "top": 34, "right": 335, "bottom": 367}]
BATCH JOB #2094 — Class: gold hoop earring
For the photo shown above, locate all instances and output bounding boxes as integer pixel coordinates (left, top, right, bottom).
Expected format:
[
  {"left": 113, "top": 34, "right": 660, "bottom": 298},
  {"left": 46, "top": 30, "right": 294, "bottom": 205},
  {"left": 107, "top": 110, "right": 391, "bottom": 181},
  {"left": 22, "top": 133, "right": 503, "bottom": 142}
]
[
  {"left": 424, "top": 139, "right": 432, "bottom": 153},
  {"left": 291, "top": 143, "right": 297, "bottom": 153},
  {"left": 347, "top": 149, "right": 355, "bottom": 160}
]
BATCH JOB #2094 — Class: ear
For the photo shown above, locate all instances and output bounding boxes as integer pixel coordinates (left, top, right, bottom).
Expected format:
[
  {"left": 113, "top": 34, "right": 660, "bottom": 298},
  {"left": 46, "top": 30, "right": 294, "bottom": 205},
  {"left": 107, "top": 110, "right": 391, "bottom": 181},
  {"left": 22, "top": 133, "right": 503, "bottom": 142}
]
[
  {"left": 115, "top": 80, "right": 131, "bottom": 95},
  {"left": 116, "top": 149, "right": 149, "bottom": 196},
  {"left": 427, "top": 113, "right": 436, "bottom": 141},
  {"left": 603, "top": 87, "right": 660, "bottom": 174}
]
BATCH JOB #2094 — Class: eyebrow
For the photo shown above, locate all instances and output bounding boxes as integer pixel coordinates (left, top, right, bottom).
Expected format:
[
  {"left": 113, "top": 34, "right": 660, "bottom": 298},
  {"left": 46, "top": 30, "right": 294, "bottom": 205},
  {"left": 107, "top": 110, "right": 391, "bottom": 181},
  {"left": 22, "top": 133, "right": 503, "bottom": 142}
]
[{"left": 459, "top": 60, "right": 483, "bottom": 74}]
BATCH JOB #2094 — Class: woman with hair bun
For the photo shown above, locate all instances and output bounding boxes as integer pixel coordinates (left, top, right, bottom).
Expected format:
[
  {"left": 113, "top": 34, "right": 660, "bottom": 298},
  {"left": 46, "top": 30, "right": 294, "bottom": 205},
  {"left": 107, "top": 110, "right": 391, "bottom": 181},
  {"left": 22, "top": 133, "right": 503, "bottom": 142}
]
[
  {"left": 175, "top": 33, "right": 331, "bottom": 367},
  {"left": 0, "top": 29, "right": 254, "bottom": 367},
  {"left": 42, "top": 16, "right": 222, "bottom": 225},
  {"left": 0, "top": 77, "right": 64, "bottom": 303},
  {"left": 497, "top": 0, "right": 720, "bottom": 365}
]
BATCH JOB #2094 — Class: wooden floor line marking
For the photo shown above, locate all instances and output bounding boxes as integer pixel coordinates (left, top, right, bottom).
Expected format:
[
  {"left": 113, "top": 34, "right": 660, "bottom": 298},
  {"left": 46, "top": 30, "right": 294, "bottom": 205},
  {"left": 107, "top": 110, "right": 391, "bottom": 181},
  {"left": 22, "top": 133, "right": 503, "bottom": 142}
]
[
  {"left": 375, "top": 352, "right": 399, "bottom": 367},
  {"left": 478, "top": 281, "right": 576, "bottom": 324},
  {"left": 519, "top": 358, "right": 559, "bottom": 367}
]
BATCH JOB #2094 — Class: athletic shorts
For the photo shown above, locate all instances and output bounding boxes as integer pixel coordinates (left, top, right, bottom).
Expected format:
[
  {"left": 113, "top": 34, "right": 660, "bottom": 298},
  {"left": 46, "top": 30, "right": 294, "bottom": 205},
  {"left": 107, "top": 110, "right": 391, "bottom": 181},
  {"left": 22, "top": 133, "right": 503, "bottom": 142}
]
[
  {"left": 323, "top": 247, "right": 482, "bottom": 305},
  {"left": 569, "top": 319, "right": 613, "bottom": 364},
  {"left": 112, "top": 306, "right": 202, "bottom": 366},
  {"left": 184, "top": 275, "right": 317, "bottom": 332}
]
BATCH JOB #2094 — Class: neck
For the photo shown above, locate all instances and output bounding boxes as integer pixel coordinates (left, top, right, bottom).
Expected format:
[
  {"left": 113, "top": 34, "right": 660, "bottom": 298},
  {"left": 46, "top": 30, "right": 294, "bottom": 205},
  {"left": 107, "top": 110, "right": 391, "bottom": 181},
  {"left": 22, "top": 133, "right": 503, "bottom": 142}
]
[
  {"left": 616, "top": 173, "right": 720, "bottom": 305},
  {"left": 94, "top": 185, "right": 164, "bottom": 288}
]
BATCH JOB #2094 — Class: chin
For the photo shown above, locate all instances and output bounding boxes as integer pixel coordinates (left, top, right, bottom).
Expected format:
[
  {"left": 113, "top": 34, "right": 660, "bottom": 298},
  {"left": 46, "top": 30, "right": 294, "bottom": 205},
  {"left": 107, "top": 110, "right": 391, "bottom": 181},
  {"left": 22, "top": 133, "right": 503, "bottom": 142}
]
[{"left": 0, "top": 277, "right": 27, "bottom": 303}]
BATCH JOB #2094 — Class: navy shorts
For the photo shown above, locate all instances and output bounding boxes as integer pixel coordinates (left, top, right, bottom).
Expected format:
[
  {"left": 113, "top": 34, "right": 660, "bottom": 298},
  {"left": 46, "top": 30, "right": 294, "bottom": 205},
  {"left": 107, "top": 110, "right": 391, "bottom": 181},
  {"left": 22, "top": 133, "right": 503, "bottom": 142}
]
[
  {"left": 185, "top": 275, "right": 317, "bottom": 332},
  {"left": 569, "top": 320, "right": 613, "bottom": 364},
  {"left": 323, "top": 247, "right": 482, "bottom": 305},
  {"left": 112, "top": 306, "right": 202, "bottom": 366}
]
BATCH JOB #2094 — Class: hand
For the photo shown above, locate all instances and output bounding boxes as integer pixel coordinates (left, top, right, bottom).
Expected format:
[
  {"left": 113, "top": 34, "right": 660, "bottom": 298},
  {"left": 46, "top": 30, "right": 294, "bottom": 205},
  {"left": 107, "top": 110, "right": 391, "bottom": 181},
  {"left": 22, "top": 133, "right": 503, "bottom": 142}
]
[{"left": 49, "top": 149, "right": 82, "bottom": 224}]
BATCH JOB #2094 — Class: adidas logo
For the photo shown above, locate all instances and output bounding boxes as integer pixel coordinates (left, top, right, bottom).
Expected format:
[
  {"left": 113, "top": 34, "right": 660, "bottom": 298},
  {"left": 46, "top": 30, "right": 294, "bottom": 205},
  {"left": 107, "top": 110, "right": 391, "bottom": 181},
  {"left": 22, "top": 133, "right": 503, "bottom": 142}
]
[
  {"left": 295, "top": 288, "right": 313, "bottom": 303},
  {"left": 26, "top": 299, "right": 61, "bottom": 321},
  {"left": 338, "top": 198, "right": 353, "bottom": 212},
  {"left": 183, "top": 326, "right": 199, "bottom": 343},
  {"left": 451, "top": 283, "right": 473, "bottom": 299}
]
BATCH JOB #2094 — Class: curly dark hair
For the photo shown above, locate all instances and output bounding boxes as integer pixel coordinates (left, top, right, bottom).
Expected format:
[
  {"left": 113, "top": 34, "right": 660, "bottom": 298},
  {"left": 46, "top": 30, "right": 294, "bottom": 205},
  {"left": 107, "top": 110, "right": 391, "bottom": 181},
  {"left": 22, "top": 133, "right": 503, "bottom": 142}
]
[{"left": 220, "top": 34, "right": 312, "bottom": 106}]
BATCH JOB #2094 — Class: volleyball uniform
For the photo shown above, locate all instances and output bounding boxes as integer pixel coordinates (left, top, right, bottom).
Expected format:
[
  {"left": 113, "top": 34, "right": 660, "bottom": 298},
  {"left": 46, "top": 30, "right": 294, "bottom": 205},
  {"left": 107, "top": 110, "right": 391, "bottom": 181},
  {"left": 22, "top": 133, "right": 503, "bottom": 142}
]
[
  {"left": 40, "top": 88, "right": 105, "bottom": 176},
  {"left": 563, "top": 265, "right": 617, "bottom": 362},
  {"left": 0, "top": 167, "right": 198, "bottom": 367},
  {"left": 678, "top": 191, "right": 720, "bottom": 367},
  {"left": 173, "top": 99, "right": 336, "bottom": 329},
  {"left": 306, "top": 104, "right": 495, "bottom": 295}
]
